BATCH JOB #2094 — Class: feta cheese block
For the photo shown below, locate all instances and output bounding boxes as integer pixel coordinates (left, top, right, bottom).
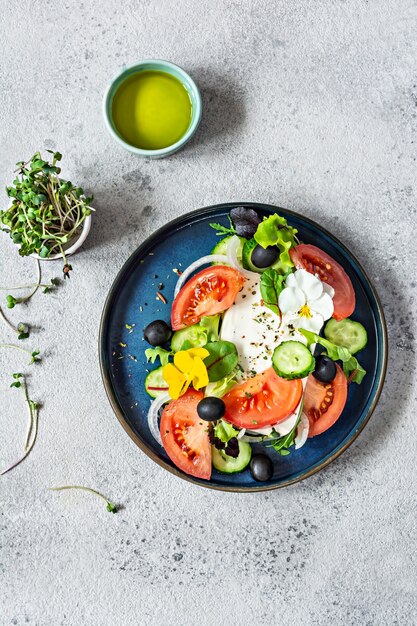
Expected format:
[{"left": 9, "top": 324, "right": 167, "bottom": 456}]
[{"left": 220, "top": 273, "right": 307, "bottom": 378}]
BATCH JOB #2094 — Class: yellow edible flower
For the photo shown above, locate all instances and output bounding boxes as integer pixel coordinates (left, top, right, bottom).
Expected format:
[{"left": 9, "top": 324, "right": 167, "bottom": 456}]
[{"left": 162, "top": 347, "right": 210, "bottom": 399}]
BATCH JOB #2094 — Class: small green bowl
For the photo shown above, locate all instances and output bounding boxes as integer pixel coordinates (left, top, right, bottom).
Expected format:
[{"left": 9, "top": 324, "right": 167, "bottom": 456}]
[{"left": 103, "top": 60, "right": 202, "bottom": 159}]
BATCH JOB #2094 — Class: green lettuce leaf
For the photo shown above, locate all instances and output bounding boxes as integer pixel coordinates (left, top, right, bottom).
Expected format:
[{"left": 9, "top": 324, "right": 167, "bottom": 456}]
[
  {"left": 170, "top": 315, "right": 220, "bottom": 352},
  {"left": 260, "top": 269, "right": 288, "bottom": 316},
  {"left": 171, "top": 325, "right": 208, "bottom": 352},
  {"left": 300, "top": 329, "right": 366, "bottom": 384},
  {"left": 254, "top": 213, "right": 298, "bottom": 248},
  {"left": 205, "top": 370, "right": 238, "bottom": 398},
  {"left": 204, "top": 341, "right": 239, "bottom": 382},
  {"left": 145, "top": 347, "right": 172, "bottom": 366},
  {"left": 268, "top": 427, "right": 297, "bottom": 456},
  {"left": 199, "top": 315, "right": 220, "bottom": 342},
  {"left": 253, "top": 214, "right": 298, "bottom": 274},
  {"left": 213, "top": 419, "right": 239, "bottom": 443}
]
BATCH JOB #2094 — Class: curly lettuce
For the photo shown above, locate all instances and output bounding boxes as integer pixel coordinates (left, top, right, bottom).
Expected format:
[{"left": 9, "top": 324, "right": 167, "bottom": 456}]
[
  {"left": 170, "top": 315, "right": 220, "bottom": 352},
  {"left": 205, "top": 370, "right": 238, "bottom": 398},
  {"left": 145, "top": 347, "right": 172, "bottom": 366},
  {"left": 254, "top": 213, "right": 298, "bottom": 274}
]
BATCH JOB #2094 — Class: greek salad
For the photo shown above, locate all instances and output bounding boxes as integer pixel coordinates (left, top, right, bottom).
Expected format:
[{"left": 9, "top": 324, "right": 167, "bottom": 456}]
[{"left": 143, "top": 208, "right": 367, "bottom": 482}]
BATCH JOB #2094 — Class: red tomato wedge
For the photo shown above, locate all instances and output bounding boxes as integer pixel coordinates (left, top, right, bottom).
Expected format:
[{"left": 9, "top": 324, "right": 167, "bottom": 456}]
[
  {"left": 304, "top": 363, "right": 348, "bottom": 437},
  {"left": 290, "top": 244, "right": 355, "bottom": 320},
  {"left": 171, "top": 266, "right": 245, "bottom": 330},
  {"left": 160, "top": 390, "right": 211, "bottom": 480},
  {"left": 222, "top": 368, "right": 303, "bottom": 429}
]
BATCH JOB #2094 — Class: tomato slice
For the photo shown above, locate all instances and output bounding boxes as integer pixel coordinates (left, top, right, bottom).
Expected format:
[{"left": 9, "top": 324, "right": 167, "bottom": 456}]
[
  {"left": 222, "top": 368, "right": 303, "bottom": 429},
  {"left": 290, "top": 244, "right": 355, "bottom": 320},
  {"left": 304, "top": 363, "right": 348, "bottom": 437},
  {"left": 160, "top": 390, "right": 212, "bottom": 480},
  {"left": 171, "top": 266, "right": 245, "bottom": 330}
]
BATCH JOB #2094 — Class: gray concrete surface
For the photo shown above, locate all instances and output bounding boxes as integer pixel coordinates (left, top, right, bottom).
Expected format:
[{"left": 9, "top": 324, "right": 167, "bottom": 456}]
[{"left": 1, "top": 1, "right": 417, "bottom": 624}]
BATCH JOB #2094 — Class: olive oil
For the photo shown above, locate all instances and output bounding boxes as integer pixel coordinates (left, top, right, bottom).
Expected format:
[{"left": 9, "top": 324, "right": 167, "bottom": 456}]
[{"left": 112, "top": 70, "right": 192, "bottom": 150}]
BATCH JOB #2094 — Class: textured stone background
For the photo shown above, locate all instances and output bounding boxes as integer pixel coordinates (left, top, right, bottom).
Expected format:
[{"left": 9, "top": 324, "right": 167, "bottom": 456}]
[{"left": 1, "top": 1, "right": 417, "bottom": 625}]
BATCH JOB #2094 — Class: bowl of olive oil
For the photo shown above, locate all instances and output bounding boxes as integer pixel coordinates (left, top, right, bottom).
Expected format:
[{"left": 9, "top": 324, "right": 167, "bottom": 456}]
[{"left": 103, "top": 60, "right": 202, "bottom": 158}]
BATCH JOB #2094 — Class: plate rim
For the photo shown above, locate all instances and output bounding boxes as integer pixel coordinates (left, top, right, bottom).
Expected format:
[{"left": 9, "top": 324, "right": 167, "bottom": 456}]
[{"left": 99, "top": 202, "right": 388, "bottom": 492}]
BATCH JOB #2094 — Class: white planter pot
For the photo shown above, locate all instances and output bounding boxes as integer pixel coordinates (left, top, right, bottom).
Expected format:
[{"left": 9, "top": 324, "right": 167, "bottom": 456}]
[{"left": 30, "top": 214, "right": 92, "bottom": 261}]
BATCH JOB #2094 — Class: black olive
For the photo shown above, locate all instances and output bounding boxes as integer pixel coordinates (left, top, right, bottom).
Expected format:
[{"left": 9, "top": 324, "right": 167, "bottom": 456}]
[
  {"left": 313, "top": 343, "right": 326, "bottom": 358},
  {"left": 313, "top": 355, "right": 337, "bottom": 383},
  {"left": 251, "top": 244, "right": 279, "bottom": 269},
  {"left": 250, "top": 454, "right": 273, "bottom": 481},
  {"left": 143, "top": 320, "right": 172, "bottom": 346},
  {"left": 197, "top": 397, "right": 226, "bottom": 422}
]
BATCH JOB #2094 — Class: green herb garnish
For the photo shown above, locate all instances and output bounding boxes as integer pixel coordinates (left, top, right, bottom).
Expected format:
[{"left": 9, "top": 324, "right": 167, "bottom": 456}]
[
  {"left": 268, "top": 428, "right": 297, "bottom": 456},
  {"left": 209, "top": 215, "right": 236, "bottom": 237}
]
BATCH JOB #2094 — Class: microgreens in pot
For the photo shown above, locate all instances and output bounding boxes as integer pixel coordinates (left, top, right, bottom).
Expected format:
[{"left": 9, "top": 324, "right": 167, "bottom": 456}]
[{"left": 1, "top": 150, "right": 94, "bottom": 278}]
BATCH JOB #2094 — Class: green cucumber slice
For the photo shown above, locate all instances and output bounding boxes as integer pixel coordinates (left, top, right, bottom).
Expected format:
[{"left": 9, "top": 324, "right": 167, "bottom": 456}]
[
  {"left": 242, "top": 238, "right": 262, "bottom": 272},
  {"left": 272, "top": 341, "right": 315, "bottom": 379},
  {"left": 212, "top": 440, "right": 252, "bottom": 474},
  {"left": 324, "top": 318, "right": 368, "bottom": 354},
  {"left": 145, "top": 366, "right": 168, "bottom": 398},
  {"left": 211, "top": 235, "right": 244, "bottom": 263}
]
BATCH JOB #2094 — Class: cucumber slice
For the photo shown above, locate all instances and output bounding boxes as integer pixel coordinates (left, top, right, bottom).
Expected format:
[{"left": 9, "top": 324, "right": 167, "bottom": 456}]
[
  {"left": 145, "top": 366, "right": 168, "bottom": 398},
  {"left": 242, "top": 238, "right": 262, "bottom": 273},
  {"left": 324, "top": 318, "right": 368, "bottom": 355},
  {"left": 212, "top": 440, "right": 252, "bottom": 474},
  {"left": 211, "top": 235, "right": 244, "bottom": 264},
  {"left": 171, "top": 324, "right": 208, "bottom": 352},
  {"left": 272, "top": 341, "right": 315, "bottom": 379}
]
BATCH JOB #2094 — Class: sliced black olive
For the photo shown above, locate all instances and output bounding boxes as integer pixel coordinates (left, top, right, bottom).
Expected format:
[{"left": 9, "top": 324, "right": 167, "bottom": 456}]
[
  {"left": 313, "top": 355, "right": 337, "bottom": 383},
  {"left": 251, "top": 244, "right": 279, "bottom": 269},
  {"left": 197, "top": 397, "right": 226, "bottom": 421},
  {"left": 250, "top": 454, "right": 273, "bottom": 481},
  {"left": 143, "top": 320, "right": 172, "bottom": 346}
]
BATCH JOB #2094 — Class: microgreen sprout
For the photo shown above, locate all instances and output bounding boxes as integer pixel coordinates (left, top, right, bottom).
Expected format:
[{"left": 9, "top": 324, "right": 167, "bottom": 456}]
[
  {"left": 0, "top": 150, "right": 94, "bottom": 273},
  {"left": 10, "top": 372, "right": 23, "bottom": 388},
  {"left": 0, "top": 309, "right": 30, "bottom": 339},
  {"left": 6, "top": 295, "right": 17, "bottom": 309},
  {"left": 0, "top": 344, "right": 41, "bottom": 365},
  {"left": 30, "top": 350, "right": 41, "bottom": 364},
  {"left": 1, "top": 372, "right": 40, "bottom": 476},
  {"left": 49, "top": 485, "right": 119, "bottom": 513},
  {"left": 17, "top": 323, "right": 30, "bottom": 340},
  {"left": 0, "top": 259, "right": 60, "bottom": 341}
]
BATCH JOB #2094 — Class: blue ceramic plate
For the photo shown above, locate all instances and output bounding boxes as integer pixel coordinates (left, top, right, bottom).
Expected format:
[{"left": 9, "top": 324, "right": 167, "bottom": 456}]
[{"left": 99, "top": 203, "right": 387, "bottom": 491}]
